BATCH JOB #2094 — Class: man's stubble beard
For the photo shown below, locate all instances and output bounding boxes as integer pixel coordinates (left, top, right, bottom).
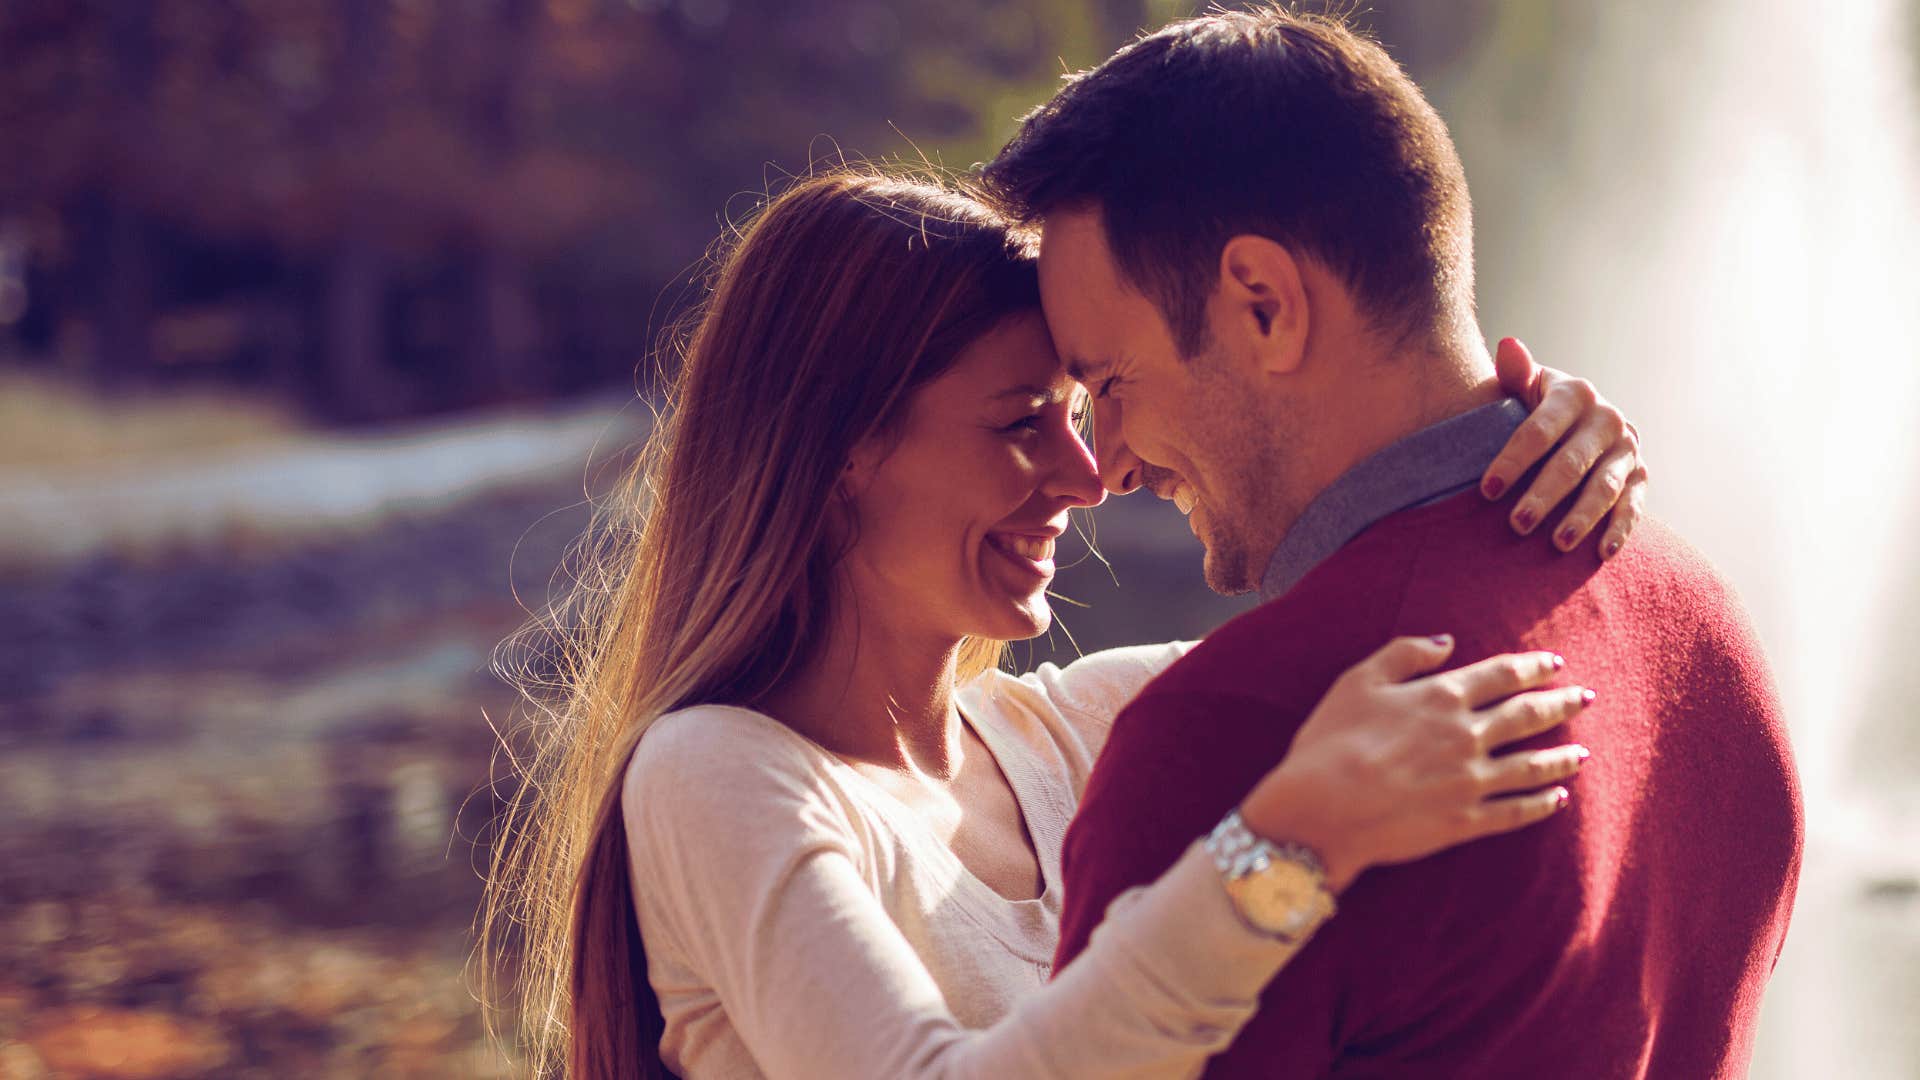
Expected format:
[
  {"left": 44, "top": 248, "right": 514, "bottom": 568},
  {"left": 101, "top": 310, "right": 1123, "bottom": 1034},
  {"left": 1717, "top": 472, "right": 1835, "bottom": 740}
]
[
  {"left": 1186, "top": 348, "right": 1303, "bottom": 598},
  {"left": 1196, "top": 442, "right": 1297, "bottom": 596},
  {"left": 1200, "top": 532, "right": 1256, "bottom": 596}
]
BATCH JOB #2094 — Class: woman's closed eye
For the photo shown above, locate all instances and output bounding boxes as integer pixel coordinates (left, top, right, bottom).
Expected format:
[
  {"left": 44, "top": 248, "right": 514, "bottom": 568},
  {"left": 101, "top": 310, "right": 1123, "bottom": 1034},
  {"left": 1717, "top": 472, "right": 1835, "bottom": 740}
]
[{"left": 1000, "top": 407, "right": 1086, "bottom": 435}]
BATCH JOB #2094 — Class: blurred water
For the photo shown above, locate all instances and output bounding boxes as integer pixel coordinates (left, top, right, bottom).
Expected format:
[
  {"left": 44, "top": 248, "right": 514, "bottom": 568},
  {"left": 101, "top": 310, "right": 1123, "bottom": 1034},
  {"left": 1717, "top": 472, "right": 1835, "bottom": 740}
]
[
  {"left": 0, "top": 418, "right": 611, "bottom": 1074},
  {"left": 1456, "top": 0, "right": 1920, "bottom": 1073},
  {"left": 0, "top": 396, "right": 640, "bottom": 566}
]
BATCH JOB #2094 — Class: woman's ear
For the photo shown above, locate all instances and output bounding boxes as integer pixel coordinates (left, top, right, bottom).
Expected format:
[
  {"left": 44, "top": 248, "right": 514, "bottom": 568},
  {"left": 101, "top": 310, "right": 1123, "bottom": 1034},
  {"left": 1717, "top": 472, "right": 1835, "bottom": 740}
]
[
  {"left": 1215, "top": 234, "right": 1308, "bottom": 376},
  {"left": 839, "top": 433, "right": 884, "bottom": 500}
]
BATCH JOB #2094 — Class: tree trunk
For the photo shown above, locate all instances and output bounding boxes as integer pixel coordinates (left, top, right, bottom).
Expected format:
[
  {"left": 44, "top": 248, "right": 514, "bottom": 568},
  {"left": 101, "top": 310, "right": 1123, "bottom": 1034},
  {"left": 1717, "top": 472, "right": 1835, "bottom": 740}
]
[
  {"left": 462, "top": 0, "right": 544, "bottom": 406},
  {"left": 66, "top": 190, "right": 152, "bottom": 393},
  {"left": 321, "top": 223, "right": 395, "bottom": 421},
  {"left": 92, "top": 3, "right": 159, "bottom": 393}
]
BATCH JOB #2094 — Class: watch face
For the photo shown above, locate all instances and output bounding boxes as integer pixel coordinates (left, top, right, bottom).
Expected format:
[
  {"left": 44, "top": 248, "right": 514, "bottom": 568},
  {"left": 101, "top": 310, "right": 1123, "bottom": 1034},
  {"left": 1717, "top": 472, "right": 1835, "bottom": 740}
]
[{"left": 1229, "top": 860, "right": 1322, "bottom": 936}]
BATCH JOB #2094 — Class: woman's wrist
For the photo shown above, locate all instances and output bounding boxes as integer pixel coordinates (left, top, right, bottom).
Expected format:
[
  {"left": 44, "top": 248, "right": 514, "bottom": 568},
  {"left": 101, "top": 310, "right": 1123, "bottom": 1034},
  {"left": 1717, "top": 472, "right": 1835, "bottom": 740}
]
[{"left": 1239, "top": 769, "right": 1364, "bottom": 895}]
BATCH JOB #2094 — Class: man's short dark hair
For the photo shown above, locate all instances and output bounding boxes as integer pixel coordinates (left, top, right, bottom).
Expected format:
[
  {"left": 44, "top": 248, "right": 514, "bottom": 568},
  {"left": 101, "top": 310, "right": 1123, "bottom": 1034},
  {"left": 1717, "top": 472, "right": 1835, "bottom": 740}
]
[{"left": 981, "top": 6, "right": 1475, "bottom": 356}]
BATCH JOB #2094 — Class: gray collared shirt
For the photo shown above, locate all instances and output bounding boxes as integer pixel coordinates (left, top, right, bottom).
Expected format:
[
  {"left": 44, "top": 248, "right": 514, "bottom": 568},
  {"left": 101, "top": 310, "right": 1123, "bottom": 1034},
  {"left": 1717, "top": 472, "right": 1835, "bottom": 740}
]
[{"left": 1257, "top": 397, "right": 1529, "bottom": 602}]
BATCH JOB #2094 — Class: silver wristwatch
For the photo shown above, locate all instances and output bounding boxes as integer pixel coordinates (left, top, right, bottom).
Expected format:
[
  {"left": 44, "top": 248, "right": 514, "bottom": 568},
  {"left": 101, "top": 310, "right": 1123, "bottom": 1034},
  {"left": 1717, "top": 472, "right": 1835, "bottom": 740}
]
[{"left": 1204, "top": 809, "right": 1337, "bottom": 943}]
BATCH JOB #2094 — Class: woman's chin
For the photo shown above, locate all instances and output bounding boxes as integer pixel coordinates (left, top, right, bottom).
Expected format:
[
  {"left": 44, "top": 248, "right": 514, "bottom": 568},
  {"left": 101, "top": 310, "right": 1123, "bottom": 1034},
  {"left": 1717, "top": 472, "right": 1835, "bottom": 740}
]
[
  {"left": 1009, "top": 595, "right": 1054, "bottom": 639},
  {"left": 974, "top": 594, "right": 1052, "bottom": 642}
]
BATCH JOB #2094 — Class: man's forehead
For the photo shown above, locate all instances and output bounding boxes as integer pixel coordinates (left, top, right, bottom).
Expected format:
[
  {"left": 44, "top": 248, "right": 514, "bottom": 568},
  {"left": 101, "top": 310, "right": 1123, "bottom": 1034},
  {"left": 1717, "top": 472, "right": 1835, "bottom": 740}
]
[
  {"left": 1037, "top": 212, "right": 1121, "bottom": 370},
  {"left": 1036, "top": 208, "right": 1107, "bottom": 268}
]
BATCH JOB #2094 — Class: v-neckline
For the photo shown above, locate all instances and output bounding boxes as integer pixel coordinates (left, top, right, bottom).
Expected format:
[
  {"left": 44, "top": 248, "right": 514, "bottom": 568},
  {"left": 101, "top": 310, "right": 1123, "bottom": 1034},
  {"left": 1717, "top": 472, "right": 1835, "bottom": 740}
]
[
  {"left": 688, "top": 700, "right": 1065, "bottom": 965},
  {"left": 830, "top": 705, "right": 1052, "bottom": 908},
  {"left": 703, "top": 702, "right": 1057, "bottom": 909}
]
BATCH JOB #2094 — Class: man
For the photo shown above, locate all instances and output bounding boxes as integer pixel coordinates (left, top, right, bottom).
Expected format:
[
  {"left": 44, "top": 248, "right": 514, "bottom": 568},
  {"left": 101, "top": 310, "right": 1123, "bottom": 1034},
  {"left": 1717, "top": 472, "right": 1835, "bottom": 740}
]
[{"left": 981, "top": 7, "right": 1802, "bottom": 1077}]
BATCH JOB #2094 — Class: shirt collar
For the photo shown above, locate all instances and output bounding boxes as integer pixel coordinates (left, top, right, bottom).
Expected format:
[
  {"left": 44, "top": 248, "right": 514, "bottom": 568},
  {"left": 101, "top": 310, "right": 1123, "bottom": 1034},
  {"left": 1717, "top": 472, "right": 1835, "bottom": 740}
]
[{"left": 1257, "top": 397, "right": 1529, "bottom": 602}]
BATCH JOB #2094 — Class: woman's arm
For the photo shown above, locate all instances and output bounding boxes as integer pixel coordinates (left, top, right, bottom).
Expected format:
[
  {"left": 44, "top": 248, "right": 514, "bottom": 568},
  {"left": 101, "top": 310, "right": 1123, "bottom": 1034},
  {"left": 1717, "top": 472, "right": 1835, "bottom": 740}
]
[
  {"left": 626, "top": 640, "right": 1588, "bottom": 1080},
  {"left": 629, "top": 786, "right": 1283, "bottom": 1080}
]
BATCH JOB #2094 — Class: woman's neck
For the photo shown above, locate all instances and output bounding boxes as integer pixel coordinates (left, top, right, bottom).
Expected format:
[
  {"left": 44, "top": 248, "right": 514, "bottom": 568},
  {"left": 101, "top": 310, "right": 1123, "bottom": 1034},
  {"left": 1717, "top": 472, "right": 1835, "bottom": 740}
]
[{"left": 760, "top": 605, "right": 967, "bottom": 780}]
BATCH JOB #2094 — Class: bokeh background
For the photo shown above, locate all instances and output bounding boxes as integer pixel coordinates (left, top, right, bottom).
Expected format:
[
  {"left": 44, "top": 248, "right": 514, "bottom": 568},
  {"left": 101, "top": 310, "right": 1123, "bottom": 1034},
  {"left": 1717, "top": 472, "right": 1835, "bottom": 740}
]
[{"left": 2, "top": 0, "right": 1915, "bottom": 1076}]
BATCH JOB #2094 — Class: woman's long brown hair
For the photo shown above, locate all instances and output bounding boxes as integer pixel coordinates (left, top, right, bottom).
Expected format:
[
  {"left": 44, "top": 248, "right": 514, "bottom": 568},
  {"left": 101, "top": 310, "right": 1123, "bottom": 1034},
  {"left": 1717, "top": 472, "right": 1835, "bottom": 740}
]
[{"left": 479, "top": 169, "right": 1041, "bottom": 1078}]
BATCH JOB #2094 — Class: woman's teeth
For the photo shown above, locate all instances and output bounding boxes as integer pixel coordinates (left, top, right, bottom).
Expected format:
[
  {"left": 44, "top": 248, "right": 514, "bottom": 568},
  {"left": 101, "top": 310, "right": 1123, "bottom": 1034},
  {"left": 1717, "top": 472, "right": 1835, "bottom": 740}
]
[
  {"left": 1000, "top": 535, "right": 1055, "bottom": 562},
  {"left": 1172, "top": 483, "right": 1197, "bottom": 515}
]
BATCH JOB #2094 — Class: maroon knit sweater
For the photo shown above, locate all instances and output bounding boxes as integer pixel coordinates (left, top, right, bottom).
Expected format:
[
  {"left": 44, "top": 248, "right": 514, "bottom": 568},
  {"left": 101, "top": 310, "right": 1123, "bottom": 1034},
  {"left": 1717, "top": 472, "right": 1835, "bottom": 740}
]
[{"left": 1054, "top": 492, "right": 1803, "bottom": 1078}]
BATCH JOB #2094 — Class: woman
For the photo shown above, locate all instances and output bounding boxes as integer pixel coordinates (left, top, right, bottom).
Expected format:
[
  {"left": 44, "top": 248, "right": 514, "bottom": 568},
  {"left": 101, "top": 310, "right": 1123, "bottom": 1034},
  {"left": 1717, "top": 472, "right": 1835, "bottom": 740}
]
[{"left": 482, "top": 171, "right": 1644, "bottom": 1079}]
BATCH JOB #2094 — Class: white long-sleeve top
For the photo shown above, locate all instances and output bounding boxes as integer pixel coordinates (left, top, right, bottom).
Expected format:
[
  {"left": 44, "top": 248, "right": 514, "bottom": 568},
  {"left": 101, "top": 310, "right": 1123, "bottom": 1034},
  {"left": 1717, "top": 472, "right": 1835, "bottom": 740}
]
[{"left": 621, "top": 642, "right": 1309, "bottom": 1079}]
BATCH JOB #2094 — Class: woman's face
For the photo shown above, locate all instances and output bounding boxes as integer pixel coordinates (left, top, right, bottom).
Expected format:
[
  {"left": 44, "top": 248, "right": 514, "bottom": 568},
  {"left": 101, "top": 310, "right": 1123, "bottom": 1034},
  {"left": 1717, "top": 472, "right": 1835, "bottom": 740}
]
[{"left": 843, "top": 310, "right": 1104, "bottom": 644}]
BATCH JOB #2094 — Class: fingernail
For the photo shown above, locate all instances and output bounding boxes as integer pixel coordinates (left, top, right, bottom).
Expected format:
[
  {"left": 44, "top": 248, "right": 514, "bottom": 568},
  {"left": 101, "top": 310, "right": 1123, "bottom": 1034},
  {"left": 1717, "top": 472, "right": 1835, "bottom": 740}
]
[
  {"left": 1555, "top": 526, "right": 1577, "bottom": 550},
  {"left": 1581, "top": 688, "right": 1597, "bottom": 708},
  {"left": 1575, "top": 746, "right": 1591, "bottom": 763},
  {"left": 1551, "top": 654, "right": 1566, "bottom": 671},
  {"left": 1513, "top": 505, "right": 1538, "bottom": 534},
  {"left": 1431, "top": 634, "right": 1452, "bottom": 647},
  {"left": 1482, "top": 475, "right": 1505, "bottom": 500},
  {"left": 1555, "top": 788, "right": 1571, "bottom": 810},
  {"left": 1604, "top": 539, "right": 1621, "bottom": 560}
]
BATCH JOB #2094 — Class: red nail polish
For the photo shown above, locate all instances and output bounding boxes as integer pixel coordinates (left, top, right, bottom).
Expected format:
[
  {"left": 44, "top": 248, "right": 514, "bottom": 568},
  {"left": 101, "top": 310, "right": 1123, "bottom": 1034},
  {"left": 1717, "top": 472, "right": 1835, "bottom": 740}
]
[
  {"left": 1551, "top": 654, "right": 1567, "bottom": 671},
  {"left": 1514, "top": 506, "right": 1538, "bottom": 533},
  {"left": 1576, "top": 746, "right": 1591, "bottom": 762},
  {"left": 1431, "top": 634, "right": 1452, "bottom": 647},
  {"left": 1604, "top": 539, "right": 1621, "bottom": 560},
  {"left": 1581, "top": 688, "right": 1597, "bottom": 707},
  {"left": 1556, "top": 789, "right": 1571, "bottom": 810},
  {"left": 1556, "top": 526, "right": 1577, "bottom": 549},
  {"left": 1482, "top": 476, "right": 1505, "bottom": 500}
]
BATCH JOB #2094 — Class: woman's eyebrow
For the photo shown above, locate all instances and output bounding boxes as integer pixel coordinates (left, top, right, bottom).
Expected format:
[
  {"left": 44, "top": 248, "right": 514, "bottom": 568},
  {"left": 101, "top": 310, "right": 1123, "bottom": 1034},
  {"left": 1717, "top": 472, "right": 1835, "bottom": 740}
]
[
  {"left": 990, "top": 383, "right": 1067, "bottom": 402},
  {"left": 1064, "top": 355, "right": 1109, "bottom": 384}
]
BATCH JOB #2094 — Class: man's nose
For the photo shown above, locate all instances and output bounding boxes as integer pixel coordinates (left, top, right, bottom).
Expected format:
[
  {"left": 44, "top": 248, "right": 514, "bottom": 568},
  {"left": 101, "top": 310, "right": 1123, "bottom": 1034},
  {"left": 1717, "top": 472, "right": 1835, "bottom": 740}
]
[{"left": 1092, "top": 397, "right": 1144, "bottom": 495}]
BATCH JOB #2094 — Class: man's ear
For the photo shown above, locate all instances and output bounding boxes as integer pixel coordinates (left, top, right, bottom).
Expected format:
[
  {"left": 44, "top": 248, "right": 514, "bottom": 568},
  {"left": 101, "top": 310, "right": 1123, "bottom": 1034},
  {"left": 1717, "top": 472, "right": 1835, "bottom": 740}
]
[{"left": 1215, "top": 234, "right": 1308, "bottom": 376}]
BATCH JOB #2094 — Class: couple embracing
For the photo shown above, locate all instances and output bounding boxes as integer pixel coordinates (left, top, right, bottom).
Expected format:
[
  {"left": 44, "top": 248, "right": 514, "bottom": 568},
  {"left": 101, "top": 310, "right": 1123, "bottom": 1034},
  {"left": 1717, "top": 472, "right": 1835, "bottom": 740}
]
[{"left": 487, "top": 9, "right": 1802, "bottom": 1079}]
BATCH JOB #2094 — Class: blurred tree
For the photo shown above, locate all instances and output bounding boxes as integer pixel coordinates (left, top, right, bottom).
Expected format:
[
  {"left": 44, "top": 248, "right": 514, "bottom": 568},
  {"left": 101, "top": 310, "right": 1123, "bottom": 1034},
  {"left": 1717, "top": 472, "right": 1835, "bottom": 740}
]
[
  {"left": 0, "top": 0, "right": 1472, "bottom": 420},
  {"left": 0, "top": 0, "right": 1164, "bottom": 418}
]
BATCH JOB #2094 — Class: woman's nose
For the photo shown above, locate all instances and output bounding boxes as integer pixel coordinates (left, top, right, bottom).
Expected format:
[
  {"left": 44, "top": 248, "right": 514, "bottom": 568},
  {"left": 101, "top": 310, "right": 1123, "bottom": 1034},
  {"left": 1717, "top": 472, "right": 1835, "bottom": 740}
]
[{"left": 1048, "top": 423, "right": 1107, "bottom": 508}]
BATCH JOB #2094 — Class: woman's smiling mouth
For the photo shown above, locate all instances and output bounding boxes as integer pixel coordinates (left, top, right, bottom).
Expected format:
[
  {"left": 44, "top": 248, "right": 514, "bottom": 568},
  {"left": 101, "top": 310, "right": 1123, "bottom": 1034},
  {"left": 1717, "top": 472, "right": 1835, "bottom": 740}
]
[{"left": 985, "top": 532, "right": 1058, "bottom": 578}]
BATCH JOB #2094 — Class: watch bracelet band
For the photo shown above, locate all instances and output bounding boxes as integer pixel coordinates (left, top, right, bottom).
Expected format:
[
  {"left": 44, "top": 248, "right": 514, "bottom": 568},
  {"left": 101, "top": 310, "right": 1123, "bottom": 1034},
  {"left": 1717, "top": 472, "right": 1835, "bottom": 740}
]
[
  {"left": 1204, "top": 809, "right": 1338, "bottom": 938},
  {"left": 1205, "top": 809, "right": 1330, "bottom": 880}
]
